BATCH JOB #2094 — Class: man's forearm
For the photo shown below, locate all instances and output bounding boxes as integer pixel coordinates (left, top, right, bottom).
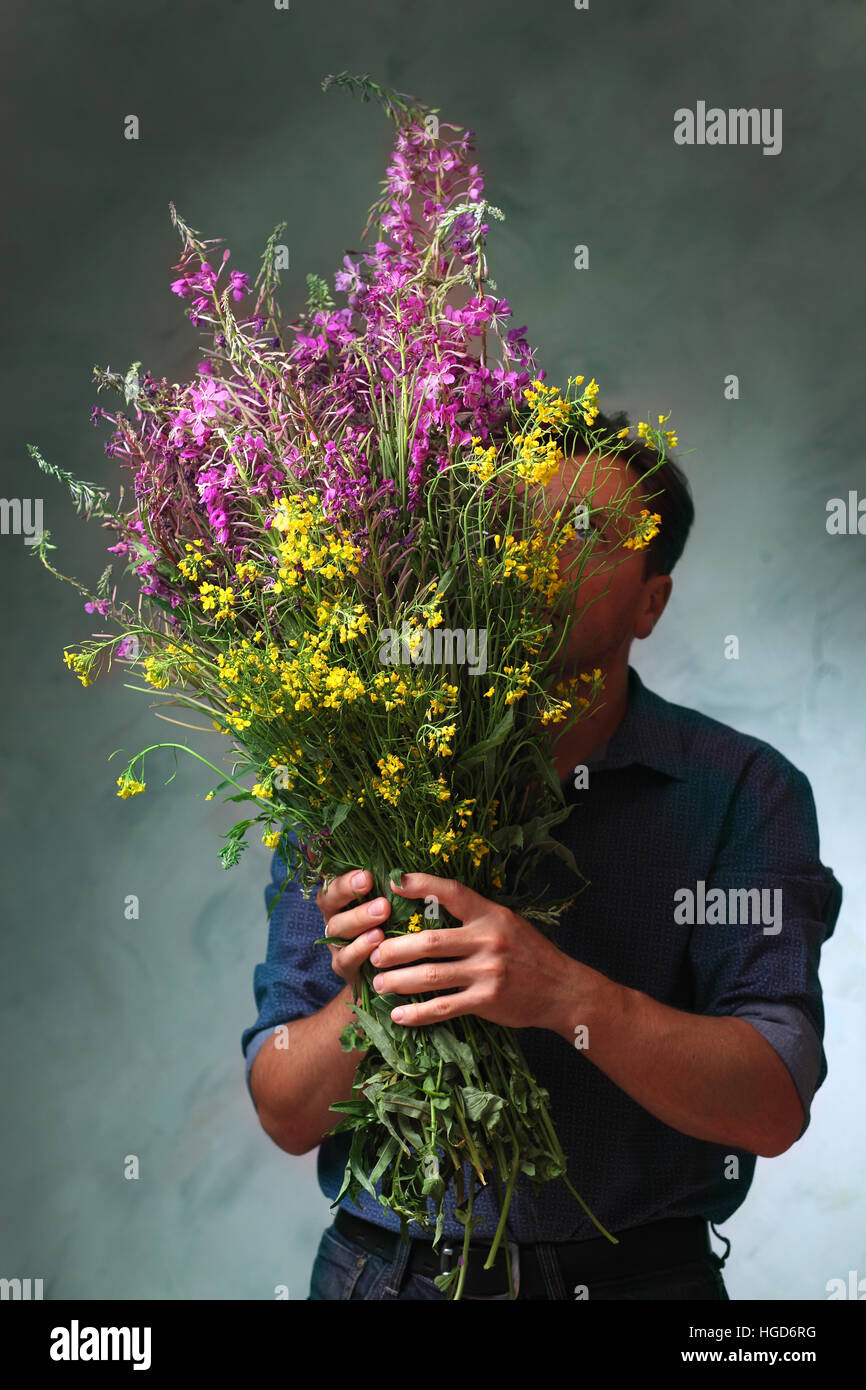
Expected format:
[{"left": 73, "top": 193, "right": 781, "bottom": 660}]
[
  {"left": 549, "top": 957, "right": 805, "bottom": 1158},
  {"left": 250, "top": 983, "right": 363, "bottom": 1155}
]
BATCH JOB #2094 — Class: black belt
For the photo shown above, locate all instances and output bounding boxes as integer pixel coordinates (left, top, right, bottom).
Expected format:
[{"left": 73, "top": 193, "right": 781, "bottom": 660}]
[{"left": 334, "top": 1206, "right": 714, "bottom": 1299}]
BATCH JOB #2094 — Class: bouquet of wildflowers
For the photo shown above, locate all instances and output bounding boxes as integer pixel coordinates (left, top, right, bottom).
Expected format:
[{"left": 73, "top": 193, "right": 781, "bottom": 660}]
[{"left": 30, "top": 73, "right": 675, "bottom": 1298}]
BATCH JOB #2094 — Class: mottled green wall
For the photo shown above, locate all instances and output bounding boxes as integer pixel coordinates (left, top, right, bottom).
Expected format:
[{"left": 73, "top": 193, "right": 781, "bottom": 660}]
[{"left": 1, "top": 0, "right": 863, "bottom": 1299}]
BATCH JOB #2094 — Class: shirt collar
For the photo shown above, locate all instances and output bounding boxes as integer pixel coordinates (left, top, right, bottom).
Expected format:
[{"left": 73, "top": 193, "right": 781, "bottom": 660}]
[{"left": 561, "top": 665, "right": 688, "bottom": 785}]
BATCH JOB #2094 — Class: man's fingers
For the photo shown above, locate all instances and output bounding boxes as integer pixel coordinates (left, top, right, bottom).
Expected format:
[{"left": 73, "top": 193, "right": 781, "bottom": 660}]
[
  {"left": 369, "top": 925, "right": 477, "bottom": 967},
  {"left": 371, "top": 961, "right": 472, "bottom": 996},
  {"left": 316, "top": 868, "right": 371, "bottom": 917},
  {"left": 388, "top": 988, "right": 481, "bottom": 1027},
  {"left": 325, "top": 896, "right": 391, "bottom": 943},
  {"left": 388, "top": 872, "right": 488, "bottom": 924},
  {"left": 316, "top": 868, "right": 391, "bottom": 943},
  {"left": 316, "top": 868, "right": 381, "bottom": 929},
  {"left": 331, "top": 926, "right": 385, "bottom": 974}
]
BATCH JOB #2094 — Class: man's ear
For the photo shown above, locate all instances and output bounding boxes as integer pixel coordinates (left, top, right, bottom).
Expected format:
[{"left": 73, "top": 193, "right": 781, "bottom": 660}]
[{"left": 634, "top": 574, "right": 673, "bottom": 640}]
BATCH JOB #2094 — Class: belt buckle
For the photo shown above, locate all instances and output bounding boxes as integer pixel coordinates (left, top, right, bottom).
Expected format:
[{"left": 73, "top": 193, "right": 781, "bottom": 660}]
[{"left": 439, "top": 1240, "right": 521, "bottom": 1300}]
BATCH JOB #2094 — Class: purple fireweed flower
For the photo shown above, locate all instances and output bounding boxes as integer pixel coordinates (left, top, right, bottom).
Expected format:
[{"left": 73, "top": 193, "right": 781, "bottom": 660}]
[
  {"left": 115, "top": 635, "right": 140, "bottom": 660},
  {"left": 195, "top": 262, "right": 219, "bottom": 289},
  {"left": 189, "top": 296, "right": 210, "bottom": 326},
  {"left": 86, "top": 91, "right": 552, "bottom": 626}
]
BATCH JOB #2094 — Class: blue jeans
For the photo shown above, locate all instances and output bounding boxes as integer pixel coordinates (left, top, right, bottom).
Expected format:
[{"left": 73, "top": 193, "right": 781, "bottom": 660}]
[{"left": 307, "top": 1219, "right": 731, "bottom": 1301}]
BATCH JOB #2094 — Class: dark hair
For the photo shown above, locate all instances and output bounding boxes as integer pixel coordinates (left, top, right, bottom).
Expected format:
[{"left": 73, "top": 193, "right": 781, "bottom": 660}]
[
  {"left": 517, "top": 402, "right": 695, "bottom": 578},
  {"left": 600, "top": 407, "right": 694, "bottom": 577}
]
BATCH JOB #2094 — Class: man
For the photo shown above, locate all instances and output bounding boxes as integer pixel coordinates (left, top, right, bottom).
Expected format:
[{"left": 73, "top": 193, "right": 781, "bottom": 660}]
[{"left": 242, "top": 419, "right": 841, "bottom": 1300}]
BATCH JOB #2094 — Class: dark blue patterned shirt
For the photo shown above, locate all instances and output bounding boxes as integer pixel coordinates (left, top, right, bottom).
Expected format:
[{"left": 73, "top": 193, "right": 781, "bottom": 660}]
[{"left": 241, "top": 666, "right": 842, "bottom": 1242}]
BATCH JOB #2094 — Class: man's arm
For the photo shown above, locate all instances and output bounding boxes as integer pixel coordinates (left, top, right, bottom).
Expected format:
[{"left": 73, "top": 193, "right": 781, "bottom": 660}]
[
  {"left": 248, "top": 867, "right": 389, "bottom": 1156},
  {"left": 376, "top": 875, "right": 806, "bottom": 1157},
  {"left": 369, "top": 802, "right": 838, "bottom": 1160},
  {"left": 546, "top": 963, "right": 805, "bottom": 1158},
  {"left": 249, "top": 983, "right": 362, "bottom": 1155}
]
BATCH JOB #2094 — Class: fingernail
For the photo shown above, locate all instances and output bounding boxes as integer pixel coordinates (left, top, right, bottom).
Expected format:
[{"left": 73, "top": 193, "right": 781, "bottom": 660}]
[
  {"left": 372, "top": 975, "right": 384, "bottom": 991},
  {"left": 368, "top": 899, "right": 385, "bottom": 917},
  {"left": 352, "top": 871, "right": 368, "bottom": 890},
  {"left": 391, "top": 1007, "right": 405, "bottom": 1022},
  {"left": 370, "top": 947, "right": 381, "bottom": 964}
]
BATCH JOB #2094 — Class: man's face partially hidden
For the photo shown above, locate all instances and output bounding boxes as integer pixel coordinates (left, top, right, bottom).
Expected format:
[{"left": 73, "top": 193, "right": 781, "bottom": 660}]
[{"left": 531, "top": 453, "right": 673, "bottom": 674}]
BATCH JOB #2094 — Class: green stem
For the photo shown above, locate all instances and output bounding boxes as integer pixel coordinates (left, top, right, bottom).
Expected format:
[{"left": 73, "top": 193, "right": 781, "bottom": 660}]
[
  {"left": 533, "top": 1100, "right": 618, "bottom": 1244},
  {"left": 452, "top": 1178, "right": 475, "bottom": 1302},
  {"left": 118, "top": 741, "right": 257, "bottom": 798},
  {"left": 558, "top": 1172, "right": 619, "bottom": 1244},
  {"left": 454, "top": 1099, "right": 487, "bottom": 1183},
  {"left": 482, "top": 1146, "right": 519, "bottom": 1270}
]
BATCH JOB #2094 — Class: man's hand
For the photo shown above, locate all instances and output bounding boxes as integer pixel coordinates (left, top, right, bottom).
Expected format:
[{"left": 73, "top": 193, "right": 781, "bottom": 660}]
[
  {"left": 316, "top": 869, "right": 390, "bottom": 990},
  {"left": 250, "top": 868, "right": 389, "bottom": 1157},
  {"left": 371, "top": 870, "right": 805, "bottom": 1157},
  {"left": 369, "top": 871, "right": 578, "bottom": 1030}
]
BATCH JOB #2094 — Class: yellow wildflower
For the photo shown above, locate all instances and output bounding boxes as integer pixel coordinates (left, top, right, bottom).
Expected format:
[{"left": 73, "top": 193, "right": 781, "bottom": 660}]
[
  {"left": 623, "top": 510, "right": 662, "bottom": 552},
  {"left": 63, "top": 650, "right": 92, "bottom": 687},
  {"left": 116, "top": 775, "right": 146, "bottom": 799}
]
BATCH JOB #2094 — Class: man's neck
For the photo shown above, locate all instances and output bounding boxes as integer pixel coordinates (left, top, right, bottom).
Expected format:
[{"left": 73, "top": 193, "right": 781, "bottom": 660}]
[{"left": 551, "top": 657, "right": 631, "bottom": 780}]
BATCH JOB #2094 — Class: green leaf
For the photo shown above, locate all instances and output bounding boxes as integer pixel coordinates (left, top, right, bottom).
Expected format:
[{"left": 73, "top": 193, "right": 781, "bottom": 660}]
[
  {"left": 378, "top": 1092, "right": 428, "bottom": 1117},
  {"left": 352, "top": 1004, "right": 420, "bottom": 1077},
  {"left": 436, "top": 565, "right": 456, "bottom": 598},
  {"left": 460, "top": 1086, "right": 504, "bottom": 1128},
  {"left": 429, "top": 1027, "right": 475, "bottom": 1075},
  {"left": 537, "top": 835, "right": 579, "bottom": 878},
  {"left": 31, "top": 528, "right": 56, "bottom": 561},
  {"left": 27, "top": 443, "right": 114, "bottom": 520},
  {"left": 305, "top": 272, "right": 334, "bottom": 315},
  {"left": 328, "top": 1099, "right": 370, "bottom": 1120},
  {"left": 349, "top": 1146, "right": 377, "bottom": 1198},
  {"left": 219, "top": 820, "right": 253, "bottom": 869},
  {"left": 370, "top": 1096, "right": 412, "bottom": 1155},
  {"left": 384, "top": 866, "right": 418, "bottom": 926},
  {"left": 338, "top": 1022, "right": 369, "bottom": 1053},
  {"left": 124, "top": 361, "right": 142, "bottom": 405},
  {"left": 421, "top": 1172, "right": 445, "bottom": 1199},
  {"left": 332, "top": 1128, "right": 367, "bottom": 1205},
  {"left": 525, "top": 740, "right": 566, "bottom": 800},
  {"left": 395, "top": 1114, "right": 424, "bottom": 1149},
  {"left": 367, "top": 1136, "right": 399, "bottom": 1188},
  {"left": 327, "top": 800, "right": 351, "bottom": 833},
  {"left": 147, "top": 594, "right": 176, "bottom": 615},
  {"left": 488, "top": 822, "right": 524, "bottom": 854},
  {"left": 433, "top": 1267, "right": 460, "bottom": 1295},
  {"left": 460, "top": 706, "right": 515, "bottom": 768},
  {"left": 508, "top": 1072, "right": 530, "bottom": 1115}
]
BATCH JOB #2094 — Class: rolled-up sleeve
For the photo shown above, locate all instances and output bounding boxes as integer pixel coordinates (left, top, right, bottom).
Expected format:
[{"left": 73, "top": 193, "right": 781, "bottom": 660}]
[
  {"left": 688, "top": 745, "right": 842, "bottom": 1136},
  {"left": 241, "top": 837, "right": 344, "bottom": 1110}
]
